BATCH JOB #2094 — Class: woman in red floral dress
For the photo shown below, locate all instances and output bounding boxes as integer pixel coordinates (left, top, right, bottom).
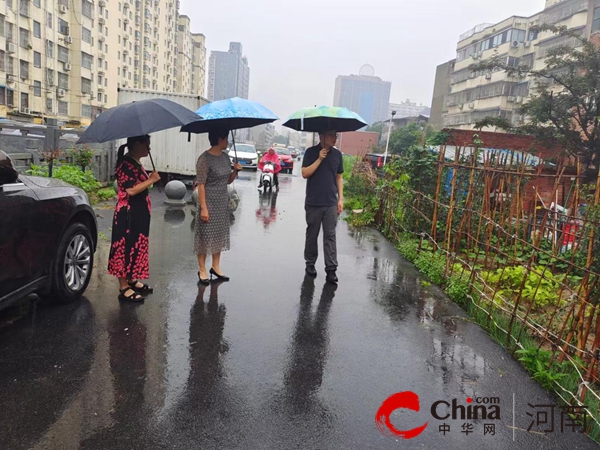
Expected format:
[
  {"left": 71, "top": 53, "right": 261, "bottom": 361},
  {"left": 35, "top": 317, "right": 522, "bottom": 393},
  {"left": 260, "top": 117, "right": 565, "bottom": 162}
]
[{"left": 108, "top": 135, "right": 161, "bottom": 302}]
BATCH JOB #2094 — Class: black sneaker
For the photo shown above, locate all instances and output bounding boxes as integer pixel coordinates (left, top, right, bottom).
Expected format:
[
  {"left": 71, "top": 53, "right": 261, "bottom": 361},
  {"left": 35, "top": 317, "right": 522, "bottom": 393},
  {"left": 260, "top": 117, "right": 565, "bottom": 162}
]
[
  {"left": 305, "top": 265, "right": 317, "bottom": 277},
  {"left": 326, "top": 270, "right": 338, "bottom": 284}
]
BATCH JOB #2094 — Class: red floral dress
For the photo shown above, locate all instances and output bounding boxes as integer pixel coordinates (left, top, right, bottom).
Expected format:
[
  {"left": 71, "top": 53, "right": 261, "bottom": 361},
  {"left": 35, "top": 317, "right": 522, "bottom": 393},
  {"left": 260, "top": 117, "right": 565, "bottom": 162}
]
[{"left": 108, "top": 156, "right": 151, "bottom": 280}]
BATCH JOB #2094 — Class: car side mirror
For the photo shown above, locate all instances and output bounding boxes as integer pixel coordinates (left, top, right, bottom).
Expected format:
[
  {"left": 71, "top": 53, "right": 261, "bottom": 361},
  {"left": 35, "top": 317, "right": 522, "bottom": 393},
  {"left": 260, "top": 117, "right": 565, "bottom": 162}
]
[{"left": 0, "top": 167, "right": 18, "bottom": 186}]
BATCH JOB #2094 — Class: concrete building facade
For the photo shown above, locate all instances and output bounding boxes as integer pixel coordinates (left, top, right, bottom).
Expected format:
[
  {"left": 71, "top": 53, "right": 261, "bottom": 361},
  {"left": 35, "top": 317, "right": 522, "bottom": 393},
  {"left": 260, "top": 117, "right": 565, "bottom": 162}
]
[
  {"left": 0, "top": 0, "right": 206, "bottom": 127},
  {"left": 429, "top": 60, "right": 456, "bottom": 130},
  {"left": 389, "top": 100, "right": 429, "bottom": 119},
  {"left": 207, "top": 41, "right": 250, "bottom": 102},
  {"left": 436, "top": 0, "right": 600, "bottom": 130},
  {"left": 333, "top": 67, "right": 391, "bottom": 126}
]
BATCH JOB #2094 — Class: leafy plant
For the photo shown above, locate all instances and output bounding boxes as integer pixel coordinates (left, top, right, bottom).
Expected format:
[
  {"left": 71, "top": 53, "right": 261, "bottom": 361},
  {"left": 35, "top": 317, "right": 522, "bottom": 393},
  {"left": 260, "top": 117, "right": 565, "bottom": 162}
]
[
  {"left": 52, "top": 165, "right": 102, "bottom": 193},
  {"left": 482, "top": 265, "right": 562, "bottom": 308},
  {"left": 96, "top": 187, "right": 116, "bottom": 201},
  {"left": 26, "top": 164, "right": 49, "bottom": 177},
  {"left": 69, "top": 146, "right": 95, "bottom": 172}
]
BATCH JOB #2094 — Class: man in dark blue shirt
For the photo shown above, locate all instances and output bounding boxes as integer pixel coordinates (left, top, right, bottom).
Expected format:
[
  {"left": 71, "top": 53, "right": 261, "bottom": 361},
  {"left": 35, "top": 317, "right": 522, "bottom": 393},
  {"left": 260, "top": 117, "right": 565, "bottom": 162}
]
[{"left": 301, "top": 130, "right": 344, "bottom": 283}]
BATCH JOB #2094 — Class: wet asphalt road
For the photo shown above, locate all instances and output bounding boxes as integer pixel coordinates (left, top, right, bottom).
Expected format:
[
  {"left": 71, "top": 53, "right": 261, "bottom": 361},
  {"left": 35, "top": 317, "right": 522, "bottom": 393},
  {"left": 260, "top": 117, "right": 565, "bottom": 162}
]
[{"left": 1, "top": 166, "right": 598, "bottom": 449}]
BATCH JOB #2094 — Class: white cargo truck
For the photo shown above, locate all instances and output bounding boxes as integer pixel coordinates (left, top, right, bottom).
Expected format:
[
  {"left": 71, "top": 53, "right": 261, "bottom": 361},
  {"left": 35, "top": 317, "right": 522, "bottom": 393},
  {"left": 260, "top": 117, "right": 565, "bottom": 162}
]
[{"left": 117, "top": 88, "right": 210, "bottom": 179}]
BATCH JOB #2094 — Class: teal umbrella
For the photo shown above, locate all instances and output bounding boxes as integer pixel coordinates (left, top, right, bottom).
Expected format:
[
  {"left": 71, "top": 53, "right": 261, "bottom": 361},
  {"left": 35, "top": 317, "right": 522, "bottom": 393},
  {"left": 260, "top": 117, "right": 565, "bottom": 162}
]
[{"left": 282, "top": 106, "right": 367, "bottom": 133}]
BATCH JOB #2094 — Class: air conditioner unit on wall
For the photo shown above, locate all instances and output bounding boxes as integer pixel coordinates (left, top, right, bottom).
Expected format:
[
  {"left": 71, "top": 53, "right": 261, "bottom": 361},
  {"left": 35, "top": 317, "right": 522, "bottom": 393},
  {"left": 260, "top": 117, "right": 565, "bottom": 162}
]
[
  {"left": 21, "top": 107, "right": 30, "bottom": 114},
  {"left": 485, "top": 73, "right": 492, "bottom": 80},
  {"left": 511, "top": 40, "right": 520, "bottom": 48},
  {"left": 57, "top": 88, "right": 66, "bottom": 97},
  {"left": 64, "top": 62, "right": 72, "bottom": 71},
  {"left": 59, "top": 5, "right": 67, "bottom": 14},
  {"left": 66, "top": 36, "right": 73, "bottom": 44},
  {"left": 6, "top": 42, "right": 16, "bottom": 54},
  {"left": 524, "top": 41, "right": 531, "bottom": 48},
  {"left": 508, "top": 96, "right": 517, "bottom": 102}
]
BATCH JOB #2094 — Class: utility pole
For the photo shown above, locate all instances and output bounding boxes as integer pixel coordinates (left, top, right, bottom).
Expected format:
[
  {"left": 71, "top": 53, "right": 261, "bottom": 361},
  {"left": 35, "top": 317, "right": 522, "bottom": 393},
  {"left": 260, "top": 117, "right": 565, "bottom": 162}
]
[{"left": 383, "top": 110, "right": 396, "bottom": 165}]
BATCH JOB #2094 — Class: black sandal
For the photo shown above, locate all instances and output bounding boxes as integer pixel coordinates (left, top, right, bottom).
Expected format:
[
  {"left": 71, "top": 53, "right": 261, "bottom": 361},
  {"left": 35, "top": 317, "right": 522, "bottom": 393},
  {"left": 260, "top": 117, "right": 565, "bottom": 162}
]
[
  {"left": 128, "top": 280, "right": 154, "bottom": 294},
  {"left": 119, "top": 288, "right": 145, "bottom": 303}
]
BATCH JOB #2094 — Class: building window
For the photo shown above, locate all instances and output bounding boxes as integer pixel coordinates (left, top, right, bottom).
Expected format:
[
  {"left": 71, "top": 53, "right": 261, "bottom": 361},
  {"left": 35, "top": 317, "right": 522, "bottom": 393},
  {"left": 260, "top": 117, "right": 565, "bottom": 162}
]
[
  {"left": 19, "top": 0, "right": 30, "bottom": 17},
  {"left": 33, "top": 21, "right": 41, "bottom": 38},
  {"left": 82, "top": 104, "right": 92, "bottom": 117},
  {"left": 58, "top": 18, "right": 69, "bottom": 35},
  {"left": 19, "top": 59, "right": 29, "bottom": 79},
  {"left": 0, "top": 15, "right": 5, "bottom": 37},
  {"left": 0, "top": 87, "right": 5, "bottom": 105},
  {"left": 19, "top": 27, "right": 30, "bottom": 48},
  {"left": 46, "top": 12, "right": 53, "bottom": 29},
  {"left": 33, "top": 0, "right": 40, "bottom": 7},
  {"left": 34, "top": 80, "right": 41, "bottom": 96},
  {"left": 81, "top": 77, "right": 92, "bottom": 94},
  {"left": 81, "top": 51, "right": 93, "bottom": 69},
  {"left": 7, "top": 89, "right": 14, "bottom": 106},
  {"left": 46, "top": 97, "right": 53, "bottom": 112},
  {"left": 0, "top": 51, "right": 4, "bottom": 72},
  {"left": 58, "top": 100, "right": 68, "bottom": 115},
  {"left": 82, "top": 0, "right": 93, "bottom": 19},
  {"left": 47, "top": 69, "right": 54, "bottom": 86},
  {"left": 34, "top": 51, "right": 41, "bottom": 68},
  {"left": 21, "top": 92, "right": 29, "bottom": 109},
  {"left": 58, "top": 72, "right": 68, "bottom": 89},
  {"left": 82, "top": 27, "right": 92, "bottom": 44},
  {"left": 593, "top": 7, "right": 600, "bottom": 33},
  {"left": 57, "top": 45, "right": 69, "bottom": 63},
  {"left": 46, "top": 40, "right": 54, "bottom": 58}
]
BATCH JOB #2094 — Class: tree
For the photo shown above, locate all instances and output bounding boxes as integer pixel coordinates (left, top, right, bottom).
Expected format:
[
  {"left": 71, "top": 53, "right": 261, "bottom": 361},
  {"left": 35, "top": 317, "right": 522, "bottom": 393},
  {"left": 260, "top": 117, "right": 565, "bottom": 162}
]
[
  {"left": 390, "top": 123, "right": 433, "bottom": 155},
  {"left": 273, "top": 134, "right": 289, "bottom": 146},
  {"left": 366, "top": 122, "right": 385, "bottom": 135},
  {"left": 470, "top": 25, "right": 600, "bottom": 177}
]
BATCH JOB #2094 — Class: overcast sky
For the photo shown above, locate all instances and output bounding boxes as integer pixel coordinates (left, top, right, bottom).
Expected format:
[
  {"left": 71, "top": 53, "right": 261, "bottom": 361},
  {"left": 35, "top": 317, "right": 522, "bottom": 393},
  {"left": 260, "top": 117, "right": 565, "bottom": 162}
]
[{"left": 180, "top": 0, "right": 542, "bottom": 125}]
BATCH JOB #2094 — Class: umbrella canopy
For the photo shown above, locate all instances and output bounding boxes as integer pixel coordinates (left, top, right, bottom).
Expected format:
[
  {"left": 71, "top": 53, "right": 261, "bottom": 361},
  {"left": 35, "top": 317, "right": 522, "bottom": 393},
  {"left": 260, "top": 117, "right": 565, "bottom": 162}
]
[
  {"left": 76, "top": 98, "right": 202, "bottom": 144},
  {"left": 282, "top": 106, "right": 367, "bottom": 133},
  {"left": 181, "top": 97, "right": 278, "bottom": 134}
]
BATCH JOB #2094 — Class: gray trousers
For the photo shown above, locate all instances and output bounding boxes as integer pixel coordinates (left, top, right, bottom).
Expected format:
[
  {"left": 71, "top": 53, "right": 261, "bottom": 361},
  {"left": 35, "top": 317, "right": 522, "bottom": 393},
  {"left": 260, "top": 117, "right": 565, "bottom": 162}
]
[{"left": 304, "top": 205, "right": 338, "bottom": 271}]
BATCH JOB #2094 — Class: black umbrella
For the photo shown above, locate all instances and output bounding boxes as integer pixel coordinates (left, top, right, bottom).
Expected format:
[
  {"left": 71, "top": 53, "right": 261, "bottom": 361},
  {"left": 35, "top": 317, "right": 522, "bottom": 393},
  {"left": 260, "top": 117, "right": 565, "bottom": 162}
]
[{"left": 76, "top": 98, "right": 202, "bottom": 169}]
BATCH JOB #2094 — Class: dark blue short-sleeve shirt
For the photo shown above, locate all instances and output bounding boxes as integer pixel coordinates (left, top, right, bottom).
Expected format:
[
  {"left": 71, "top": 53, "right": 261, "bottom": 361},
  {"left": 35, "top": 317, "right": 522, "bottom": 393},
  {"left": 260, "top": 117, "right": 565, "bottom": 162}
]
[{"left": 302, "top": 145, "right": 344, "bottom": 207}]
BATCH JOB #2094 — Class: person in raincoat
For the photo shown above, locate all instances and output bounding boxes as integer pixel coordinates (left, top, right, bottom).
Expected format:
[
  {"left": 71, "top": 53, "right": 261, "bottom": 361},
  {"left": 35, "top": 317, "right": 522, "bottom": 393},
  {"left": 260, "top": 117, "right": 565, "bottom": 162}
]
[{"left": 257, "top": 147, "right": 282, "bottom": 190}]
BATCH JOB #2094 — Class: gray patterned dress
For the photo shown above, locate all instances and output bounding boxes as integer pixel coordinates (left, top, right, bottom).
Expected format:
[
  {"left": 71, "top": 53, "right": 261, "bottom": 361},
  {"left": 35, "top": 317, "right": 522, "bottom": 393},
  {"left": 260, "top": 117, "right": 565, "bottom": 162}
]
[{"left": 194, "top": 151, "right": 232, "bottom": 255}]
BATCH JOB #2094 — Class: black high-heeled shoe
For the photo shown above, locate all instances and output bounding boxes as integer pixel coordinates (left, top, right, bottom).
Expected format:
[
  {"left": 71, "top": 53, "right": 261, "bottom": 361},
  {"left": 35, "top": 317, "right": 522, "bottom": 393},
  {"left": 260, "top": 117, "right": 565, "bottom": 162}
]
[
  {"left": 198, "top": 271, "right": 210, "bottom": 285},
  {"left": 210, "top": 268, "right": 230, "bottom": 281}
]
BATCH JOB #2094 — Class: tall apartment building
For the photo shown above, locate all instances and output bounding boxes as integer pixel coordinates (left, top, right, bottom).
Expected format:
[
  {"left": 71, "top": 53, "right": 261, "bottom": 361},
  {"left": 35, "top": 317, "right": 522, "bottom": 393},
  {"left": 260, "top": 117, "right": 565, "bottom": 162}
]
[
  {"left": 174, "top": 15, "right": 205, "bottom": 96},
  {"left": 190, "top": 32, "right": 206, "bottom": 97},
  {"left": 435, "top": 0, "right": 600, "bottom": 130},
  {"left": 333, "top": 65, "right": 391, "bottom": 126},
  {"left": 0, "top": 0, "right": 206, "bottom": 127},
  {"left": 207, "top": 41, "right": 250, "bottom": 102}
]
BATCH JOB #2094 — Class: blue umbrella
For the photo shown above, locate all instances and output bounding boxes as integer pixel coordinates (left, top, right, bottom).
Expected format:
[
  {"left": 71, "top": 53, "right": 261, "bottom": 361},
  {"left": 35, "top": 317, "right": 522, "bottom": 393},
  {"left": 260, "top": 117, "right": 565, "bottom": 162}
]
[
  {"left": 182, "top": 97, "right": 278, "bottom": 134},
  {"left": 77, "top": 98, "right": 202, "bottom": 169},
  {"left": 181, "top": 97, "right": 278, "bottom": 161}
]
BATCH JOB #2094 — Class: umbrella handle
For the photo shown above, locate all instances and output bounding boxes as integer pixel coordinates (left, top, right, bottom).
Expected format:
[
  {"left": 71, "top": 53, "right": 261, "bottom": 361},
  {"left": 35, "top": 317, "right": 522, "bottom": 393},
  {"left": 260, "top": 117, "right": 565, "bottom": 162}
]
[
  {"left": 148, "top": 150, "right": 162, "bottom": 193},
  {"left": 231, "top": 131, "right": 239, "bottom": 179}
]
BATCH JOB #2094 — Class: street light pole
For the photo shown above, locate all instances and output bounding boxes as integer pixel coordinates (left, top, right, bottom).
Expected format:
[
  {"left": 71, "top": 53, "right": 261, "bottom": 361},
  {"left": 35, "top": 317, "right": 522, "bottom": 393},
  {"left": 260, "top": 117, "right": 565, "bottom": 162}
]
[{"left": 383, "top": 110, "right": 396, "bottom": 166}]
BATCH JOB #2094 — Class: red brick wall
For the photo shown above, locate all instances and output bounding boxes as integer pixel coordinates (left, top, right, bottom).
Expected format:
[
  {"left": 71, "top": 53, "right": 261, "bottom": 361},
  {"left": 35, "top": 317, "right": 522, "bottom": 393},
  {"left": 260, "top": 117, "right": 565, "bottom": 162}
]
[
  {"left": 443, "top": 129, "right": 568, "bottom": 160},
  {"left": 336, "top": 131, "right": 380, "bottom": 156},
  {"left": 443, "top": 129, "right": 577, "bottom": 212}
]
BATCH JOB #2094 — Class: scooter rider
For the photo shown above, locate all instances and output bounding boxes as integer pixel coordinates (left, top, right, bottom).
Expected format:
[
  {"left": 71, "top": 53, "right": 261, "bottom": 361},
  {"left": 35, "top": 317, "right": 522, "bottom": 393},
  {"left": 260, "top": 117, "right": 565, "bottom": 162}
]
[{"left": 258, "top": 147, "right": 282, "bottom": 190}]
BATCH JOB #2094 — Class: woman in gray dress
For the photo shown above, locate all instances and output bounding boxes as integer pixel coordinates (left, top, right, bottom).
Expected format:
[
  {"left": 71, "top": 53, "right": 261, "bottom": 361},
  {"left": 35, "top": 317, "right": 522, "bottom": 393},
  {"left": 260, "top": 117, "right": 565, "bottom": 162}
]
[{"left": 195, "top": 129, "right": 242, "bottom": 285}]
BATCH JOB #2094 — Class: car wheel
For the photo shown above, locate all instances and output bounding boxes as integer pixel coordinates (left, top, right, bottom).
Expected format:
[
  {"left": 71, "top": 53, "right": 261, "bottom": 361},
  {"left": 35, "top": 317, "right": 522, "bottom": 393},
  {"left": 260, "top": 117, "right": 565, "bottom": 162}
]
[
  {"left": 252, "top": 168, "right": 258, "bottom": 172},
  {"left": 46, "top": 222, "right": 94, "bottom": 304}
]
